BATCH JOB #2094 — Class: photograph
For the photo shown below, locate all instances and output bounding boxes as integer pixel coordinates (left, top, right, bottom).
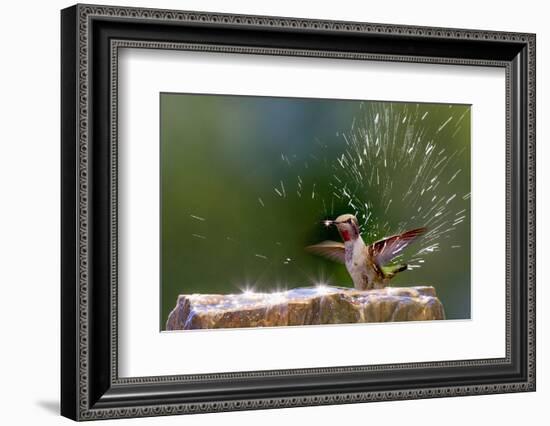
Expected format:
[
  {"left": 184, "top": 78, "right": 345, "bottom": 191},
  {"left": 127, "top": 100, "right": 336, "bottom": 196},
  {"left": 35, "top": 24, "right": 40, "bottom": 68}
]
[{"left": 161, "top": 94, "right": 471, "bottom": 331}]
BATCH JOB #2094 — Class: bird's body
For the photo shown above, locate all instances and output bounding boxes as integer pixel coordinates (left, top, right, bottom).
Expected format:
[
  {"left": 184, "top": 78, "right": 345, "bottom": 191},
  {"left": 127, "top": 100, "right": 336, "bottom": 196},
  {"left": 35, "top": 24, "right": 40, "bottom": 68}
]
[{"left": 307, "top": 214, "right": 426, "bottom": 290}]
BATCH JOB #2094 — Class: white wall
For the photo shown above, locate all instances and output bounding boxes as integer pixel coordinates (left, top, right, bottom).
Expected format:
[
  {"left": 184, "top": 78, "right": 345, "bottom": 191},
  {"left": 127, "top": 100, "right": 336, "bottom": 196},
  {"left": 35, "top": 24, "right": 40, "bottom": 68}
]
[{"left": 0, "top": 0, "right": 546, "bottom": 424}]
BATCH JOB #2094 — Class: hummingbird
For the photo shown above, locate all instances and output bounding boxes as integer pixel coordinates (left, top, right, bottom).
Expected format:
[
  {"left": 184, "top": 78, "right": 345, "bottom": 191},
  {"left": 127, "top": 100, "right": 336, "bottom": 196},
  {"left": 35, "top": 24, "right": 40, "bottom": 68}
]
[{"left": 307, "top": 214, "right": 427, "bottom": 290}]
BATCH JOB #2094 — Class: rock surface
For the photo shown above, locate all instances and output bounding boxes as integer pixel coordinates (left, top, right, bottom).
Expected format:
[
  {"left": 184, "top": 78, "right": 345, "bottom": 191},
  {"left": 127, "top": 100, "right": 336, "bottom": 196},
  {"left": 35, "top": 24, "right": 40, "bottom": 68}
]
[{"left": 165, "top": 286, "right": 445, "bottom": 330}]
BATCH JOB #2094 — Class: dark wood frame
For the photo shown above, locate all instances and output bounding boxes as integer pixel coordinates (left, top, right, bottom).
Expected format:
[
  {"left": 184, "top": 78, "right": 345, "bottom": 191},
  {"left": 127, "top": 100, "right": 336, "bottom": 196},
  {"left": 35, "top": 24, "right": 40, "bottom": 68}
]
[{"left": 61, "top": 4, "right": 536, "bottom": 421}]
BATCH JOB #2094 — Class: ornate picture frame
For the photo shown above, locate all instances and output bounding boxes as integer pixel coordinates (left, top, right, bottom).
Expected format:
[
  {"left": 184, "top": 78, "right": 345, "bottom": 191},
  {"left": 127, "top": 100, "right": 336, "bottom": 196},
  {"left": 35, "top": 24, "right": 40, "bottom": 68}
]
[{"left": 61, "top": 4, "right": 535, "bottom": 420}]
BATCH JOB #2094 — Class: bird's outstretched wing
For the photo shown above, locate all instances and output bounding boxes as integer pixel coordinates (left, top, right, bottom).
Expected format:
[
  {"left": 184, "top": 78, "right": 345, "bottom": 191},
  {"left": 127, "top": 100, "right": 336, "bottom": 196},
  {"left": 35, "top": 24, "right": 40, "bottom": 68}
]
[
  {"left": 306, "top": 241, "right": 345, "bottom": 264},
  {"left": 369, "top": 227, "right": 427, "bottom": 266}
]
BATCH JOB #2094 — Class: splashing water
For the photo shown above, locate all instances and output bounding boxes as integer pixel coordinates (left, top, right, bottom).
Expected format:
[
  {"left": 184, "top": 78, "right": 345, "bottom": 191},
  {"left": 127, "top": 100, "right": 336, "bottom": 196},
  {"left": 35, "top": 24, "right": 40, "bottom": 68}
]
[
  {"left": 186, "top": 102, "right": 469, "bottom": 280},
  {"left": 325, "top": 103, "right": 469, "bottom": 268},
  {"left": 262, "top": 102, "right": 470, "bottom": 270}
]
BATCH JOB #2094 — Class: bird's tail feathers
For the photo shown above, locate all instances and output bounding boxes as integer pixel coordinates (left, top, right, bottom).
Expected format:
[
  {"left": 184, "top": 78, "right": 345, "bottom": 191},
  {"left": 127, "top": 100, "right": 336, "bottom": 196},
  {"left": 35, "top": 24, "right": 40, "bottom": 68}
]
[{"left": 381, "top": 263, "right": 408, "bottom": 278}]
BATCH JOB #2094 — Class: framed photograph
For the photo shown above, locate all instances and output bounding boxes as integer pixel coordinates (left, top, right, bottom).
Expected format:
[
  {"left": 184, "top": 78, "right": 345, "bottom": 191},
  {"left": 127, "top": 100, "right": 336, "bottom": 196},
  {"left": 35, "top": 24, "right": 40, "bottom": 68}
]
[{"left": 61, "top": 4, "right": 536, "bottom": 421}]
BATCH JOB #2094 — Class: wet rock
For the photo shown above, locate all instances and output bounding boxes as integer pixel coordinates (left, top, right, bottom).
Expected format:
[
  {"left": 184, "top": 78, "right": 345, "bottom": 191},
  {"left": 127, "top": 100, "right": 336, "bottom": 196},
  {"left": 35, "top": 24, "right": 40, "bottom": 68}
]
[{"left": 165, "top": 286, "right": 445, "bottom": 330}]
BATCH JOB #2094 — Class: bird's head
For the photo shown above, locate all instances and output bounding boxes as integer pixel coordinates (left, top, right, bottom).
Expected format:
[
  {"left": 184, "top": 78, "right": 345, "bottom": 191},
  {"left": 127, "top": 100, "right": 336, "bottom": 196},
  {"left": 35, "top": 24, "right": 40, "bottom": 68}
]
[{"left": 324, "top": 214, "right": 360, "bottom": 242}]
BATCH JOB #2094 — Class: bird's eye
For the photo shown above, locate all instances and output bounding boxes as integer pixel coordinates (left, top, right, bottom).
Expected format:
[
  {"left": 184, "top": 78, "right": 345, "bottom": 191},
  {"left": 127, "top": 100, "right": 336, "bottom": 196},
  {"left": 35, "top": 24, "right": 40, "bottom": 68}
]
[{"left": 347, "top": 219, "right": 352, "bottom": 224}]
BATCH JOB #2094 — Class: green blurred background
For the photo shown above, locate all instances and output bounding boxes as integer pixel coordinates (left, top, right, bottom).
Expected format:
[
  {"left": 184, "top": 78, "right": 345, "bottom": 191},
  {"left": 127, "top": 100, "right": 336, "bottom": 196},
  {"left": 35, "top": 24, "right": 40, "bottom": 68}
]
[{"left": 160, "top": 94, "right": 471, "bottom": 327}]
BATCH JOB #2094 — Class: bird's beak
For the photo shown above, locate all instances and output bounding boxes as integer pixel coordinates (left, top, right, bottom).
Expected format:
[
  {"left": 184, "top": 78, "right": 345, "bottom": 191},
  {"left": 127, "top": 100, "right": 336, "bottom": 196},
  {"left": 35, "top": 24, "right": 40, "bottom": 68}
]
[{"left": 323, "top": 220, "right": 335, "bottom": 227}]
